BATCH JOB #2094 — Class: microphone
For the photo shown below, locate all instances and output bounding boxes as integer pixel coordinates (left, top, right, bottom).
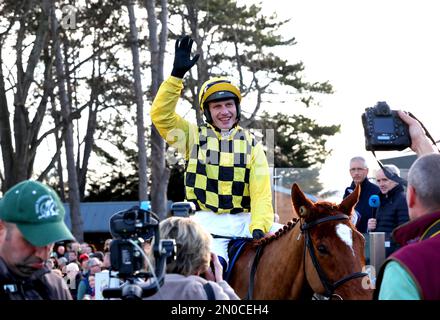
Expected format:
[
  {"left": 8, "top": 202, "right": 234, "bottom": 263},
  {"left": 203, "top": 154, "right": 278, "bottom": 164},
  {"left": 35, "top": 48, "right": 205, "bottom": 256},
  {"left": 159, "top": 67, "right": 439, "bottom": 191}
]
[{"left": 368, "top": 195, "right": 380, "bottom": 219}]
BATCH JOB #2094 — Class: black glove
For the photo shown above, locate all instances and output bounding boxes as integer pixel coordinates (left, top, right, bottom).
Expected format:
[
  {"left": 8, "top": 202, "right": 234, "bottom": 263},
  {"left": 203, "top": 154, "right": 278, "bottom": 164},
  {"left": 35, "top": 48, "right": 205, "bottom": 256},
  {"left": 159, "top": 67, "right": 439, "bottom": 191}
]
[
  {"left": 171, "top": 35, "right": 200, "bottom": 78},
  {"left": 252, "top": 229, "right": 265, "bottom": 240}
]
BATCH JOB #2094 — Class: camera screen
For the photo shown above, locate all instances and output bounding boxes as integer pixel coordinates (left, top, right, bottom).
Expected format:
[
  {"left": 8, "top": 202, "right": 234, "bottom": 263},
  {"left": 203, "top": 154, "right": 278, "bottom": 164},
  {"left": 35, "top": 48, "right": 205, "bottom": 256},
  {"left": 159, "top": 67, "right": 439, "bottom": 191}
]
[{"left": 373, "top": 117, "right": 394, "bottom": 133}]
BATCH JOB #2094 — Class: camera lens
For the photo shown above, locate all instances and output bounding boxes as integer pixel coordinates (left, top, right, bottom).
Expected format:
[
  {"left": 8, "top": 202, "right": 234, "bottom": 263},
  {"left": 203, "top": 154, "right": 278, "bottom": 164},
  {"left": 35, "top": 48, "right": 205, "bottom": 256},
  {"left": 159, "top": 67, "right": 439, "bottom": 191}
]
[{"left": 123, "top": 209, "right": 137, "bottom": 224}]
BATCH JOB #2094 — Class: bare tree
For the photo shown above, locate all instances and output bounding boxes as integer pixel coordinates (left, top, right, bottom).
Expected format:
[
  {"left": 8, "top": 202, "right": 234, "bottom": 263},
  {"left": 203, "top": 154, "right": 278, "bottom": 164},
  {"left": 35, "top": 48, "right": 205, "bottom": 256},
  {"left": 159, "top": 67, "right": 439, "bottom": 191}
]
[
  {"left": 50, "top": 1, "right": 83, "bottom": 241},
  {"left": 145, "top": 0, "right": 170, "bottom": 219},
  {"left": 184, "top": 0, "right": 208, "bottom": 126},
  {"left": 0, "top": 0, "right": 57, "bottom": 191},
  {"left": 127, "top": 0, "right": 148, "bottom": 201}
]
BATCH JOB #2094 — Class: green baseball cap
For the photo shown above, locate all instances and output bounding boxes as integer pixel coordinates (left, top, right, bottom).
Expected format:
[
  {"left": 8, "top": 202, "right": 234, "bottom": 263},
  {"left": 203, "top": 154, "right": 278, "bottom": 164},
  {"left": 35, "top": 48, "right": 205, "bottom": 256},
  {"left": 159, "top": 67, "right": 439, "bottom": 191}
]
[{"left": 0, "top": 180, "right": 75, "bottom": 246}]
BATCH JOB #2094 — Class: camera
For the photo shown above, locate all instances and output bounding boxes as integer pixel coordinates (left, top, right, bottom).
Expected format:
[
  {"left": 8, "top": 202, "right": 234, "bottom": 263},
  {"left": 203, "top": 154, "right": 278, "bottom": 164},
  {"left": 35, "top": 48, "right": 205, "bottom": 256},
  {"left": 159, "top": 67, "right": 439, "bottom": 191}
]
[
  {"left": 361, "top": 101, "right": 411, "bottom": 151},
  {"left": 170, "top": 201, "right": 196, "bottom": 217},
  {"left": 108, "top": 204, "right": 157, "bottom": 277},
  {"left": 102, "top": 201, "right": 176, "bottom": 300}
]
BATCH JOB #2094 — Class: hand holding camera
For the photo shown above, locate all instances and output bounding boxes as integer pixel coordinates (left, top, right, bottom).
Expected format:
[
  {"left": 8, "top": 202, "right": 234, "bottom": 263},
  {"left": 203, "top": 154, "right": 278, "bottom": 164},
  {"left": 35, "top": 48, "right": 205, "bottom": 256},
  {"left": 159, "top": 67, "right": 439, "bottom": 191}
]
[
  {"left": 397, "top": 110, "right": 437, "bottom": 156},
  {"left": 171, "top": 35, "right": 200, "bottom": 79},
  {"left": 203, "top": 253, "right": 224, "bottom": 282},
  {"left": 361, "top": 101, "right": 411, "bottom": 151},
  {"left": 362, "top": 101, "right": 438, "bottom": 155}
]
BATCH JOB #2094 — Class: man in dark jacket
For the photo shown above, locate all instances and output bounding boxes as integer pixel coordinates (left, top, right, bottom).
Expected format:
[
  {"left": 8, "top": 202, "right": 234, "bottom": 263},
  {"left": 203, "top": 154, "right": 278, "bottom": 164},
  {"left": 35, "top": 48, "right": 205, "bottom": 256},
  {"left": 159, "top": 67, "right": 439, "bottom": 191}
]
[
  {"left": 367, "top": 165, "right": 409, "bottom": 256},
  {"left": 344, "top": 156, "right": 380, "bottom": 233},
  {"left": 0, "top": 180, "right": 75, "bottom": 300}
]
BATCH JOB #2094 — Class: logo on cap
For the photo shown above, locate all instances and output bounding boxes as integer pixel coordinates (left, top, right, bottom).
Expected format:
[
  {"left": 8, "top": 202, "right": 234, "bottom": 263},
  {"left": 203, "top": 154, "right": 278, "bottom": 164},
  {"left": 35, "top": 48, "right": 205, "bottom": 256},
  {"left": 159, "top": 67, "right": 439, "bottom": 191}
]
[{"left": 35, "top": 195, "right": 60, "bottom": 220}]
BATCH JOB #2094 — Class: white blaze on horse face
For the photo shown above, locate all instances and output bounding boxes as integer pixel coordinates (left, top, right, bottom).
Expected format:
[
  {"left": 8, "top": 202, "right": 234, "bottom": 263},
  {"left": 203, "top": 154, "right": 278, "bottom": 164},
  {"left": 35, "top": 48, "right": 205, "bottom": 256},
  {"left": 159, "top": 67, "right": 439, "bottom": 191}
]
[{"left": 335, "top": 224, "right": 355, "bottom": 256}]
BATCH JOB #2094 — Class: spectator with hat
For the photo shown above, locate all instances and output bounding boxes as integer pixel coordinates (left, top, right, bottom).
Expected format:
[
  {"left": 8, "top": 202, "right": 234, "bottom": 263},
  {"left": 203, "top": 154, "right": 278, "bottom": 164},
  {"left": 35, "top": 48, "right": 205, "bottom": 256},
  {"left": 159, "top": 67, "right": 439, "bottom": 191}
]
[
  {"left": 0, "top": 180, "right": 75, "bottom": 300},
  {"left": 78, "top": 253, "right": 89, "bottom": 273},
  {"left": 77, "top": 257, "right": 101, "bottom": 300}
]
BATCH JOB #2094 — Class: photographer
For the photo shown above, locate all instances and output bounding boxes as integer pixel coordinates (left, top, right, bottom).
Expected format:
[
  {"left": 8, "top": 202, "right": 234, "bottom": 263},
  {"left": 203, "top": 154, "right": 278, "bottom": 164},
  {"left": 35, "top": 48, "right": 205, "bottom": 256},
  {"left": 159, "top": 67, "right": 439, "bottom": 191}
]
[{"left": 145, "top": 217, "right": 239, "bottom": 300}]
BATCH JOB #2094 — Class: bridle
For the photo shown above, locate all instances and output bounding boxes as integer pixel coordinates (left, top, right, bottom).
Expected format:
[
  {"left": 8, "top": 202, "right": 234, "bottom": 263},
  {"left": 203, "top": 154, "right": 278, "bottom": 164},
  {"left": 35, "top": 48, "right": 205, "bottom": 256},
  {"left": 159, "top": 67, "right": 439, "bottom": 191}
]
[{"left": 300, "top": 213, "right": 368, "bottom": 300}]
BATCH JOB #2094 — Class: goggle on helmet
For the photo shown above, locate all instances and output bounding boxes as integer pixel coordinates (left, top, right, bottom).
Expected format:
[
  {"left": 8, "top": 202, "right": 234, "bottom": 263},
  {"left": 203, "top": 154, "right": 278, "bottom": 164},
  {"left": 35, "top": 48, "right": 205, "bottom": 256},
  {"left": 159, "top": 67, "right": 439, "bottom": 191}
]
[{"left": 198, "top": 77, "right": 242, "bottom": 124}]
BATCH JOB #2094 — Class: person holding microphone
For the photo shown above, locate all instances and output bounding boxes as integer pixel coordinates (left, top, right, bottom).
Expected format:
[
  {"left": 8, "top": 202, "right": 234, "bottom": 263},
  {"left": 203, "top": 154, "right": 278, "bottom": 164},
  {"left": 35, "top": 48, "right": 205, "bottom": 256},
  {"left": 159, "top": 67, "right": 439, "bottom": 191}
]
[{"left": 367, "top": 165, "right": 409, "bottom": 256}]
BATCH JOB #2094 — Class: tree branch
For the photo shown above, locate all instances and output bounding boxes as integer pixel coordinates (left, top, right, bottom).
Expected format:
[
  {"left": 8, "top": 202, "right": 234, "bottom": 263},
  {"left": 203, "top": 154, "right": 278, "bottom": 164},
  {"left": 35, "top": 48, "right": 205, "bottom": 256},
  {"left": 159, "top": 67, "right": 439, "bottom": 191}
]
[{"left": 37, "top": 129, "right": 65, "bottom": 182}]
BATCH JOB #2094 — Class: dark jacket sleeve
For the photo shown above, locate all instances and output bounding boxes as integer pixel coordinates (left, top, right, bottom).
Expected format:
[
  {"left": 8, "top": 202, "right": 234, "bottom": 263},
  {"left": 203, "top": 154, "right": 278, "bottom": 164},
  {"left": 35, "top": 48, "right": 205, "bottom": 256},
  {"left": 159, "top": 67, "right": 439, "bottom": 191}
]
[{"left": 42, "top": 271, "right": 73, "bottom": 300}]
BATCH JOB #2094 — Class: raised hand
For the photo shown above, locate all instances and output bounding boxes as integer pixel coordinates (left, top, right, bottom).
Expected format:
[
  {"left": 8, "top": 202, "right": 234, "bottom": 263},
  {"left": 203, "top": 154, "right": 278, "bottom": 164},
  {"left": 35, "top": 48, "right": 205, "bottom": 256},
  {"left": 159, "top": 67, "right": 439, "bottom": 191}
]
[
  {"left": 171, "top": 35, "right": 200, "bottom": 79},
  {"left": 397, "top": 110, "right": 437, "bottom": 156}
]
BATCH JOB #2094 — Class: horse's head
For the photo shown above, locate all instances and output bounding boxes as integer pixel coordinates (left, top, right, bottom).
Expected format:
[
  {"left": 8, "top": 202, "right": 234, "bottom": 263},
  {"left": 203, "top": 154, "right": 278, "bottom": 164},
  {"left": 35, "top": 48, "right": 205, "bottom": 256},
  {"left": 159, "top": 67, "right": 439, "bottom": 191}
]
[{"left": 291, "top": 183, "right": 373, "bottom": 300}]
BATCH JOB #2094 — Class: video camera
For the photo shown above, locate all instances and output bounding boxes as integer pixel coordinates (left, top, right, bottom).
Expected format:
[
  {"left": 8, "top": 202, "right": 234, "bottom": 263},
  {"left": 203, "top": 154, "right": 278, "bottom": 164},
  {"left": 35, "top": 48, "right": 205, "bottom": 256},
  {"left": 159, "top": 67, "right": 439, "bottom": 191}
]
[
  {"left": 361, "top": 101, "right": 411, "bottom": 151},
  {"left": 102, "top": 201, "right": 176, "bottom": 300}
]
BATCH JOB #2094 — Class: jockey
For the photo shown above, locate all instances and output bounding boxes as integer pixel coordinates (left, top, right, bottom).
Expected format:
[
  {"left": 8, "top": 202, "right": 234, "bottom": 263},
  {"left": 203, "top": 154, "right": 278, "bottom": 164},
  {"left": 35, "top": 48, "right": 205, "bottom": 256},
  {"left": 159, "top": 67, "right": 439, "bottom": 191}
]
[{"left": 151, "top": 35, "right": 282, "bottom": 270}]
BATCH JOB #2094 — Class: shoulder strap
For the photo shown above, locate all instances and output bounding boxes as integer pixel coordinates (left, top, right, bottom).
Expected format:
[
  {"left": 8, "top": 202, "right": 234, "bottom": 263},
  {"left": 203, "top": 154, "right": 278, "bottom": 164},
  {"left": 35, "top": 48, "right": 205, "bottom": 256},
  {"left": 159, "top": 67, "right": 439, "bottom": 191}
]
[{"left": 203, "top": 282, "right": 216, "bottom": 300}]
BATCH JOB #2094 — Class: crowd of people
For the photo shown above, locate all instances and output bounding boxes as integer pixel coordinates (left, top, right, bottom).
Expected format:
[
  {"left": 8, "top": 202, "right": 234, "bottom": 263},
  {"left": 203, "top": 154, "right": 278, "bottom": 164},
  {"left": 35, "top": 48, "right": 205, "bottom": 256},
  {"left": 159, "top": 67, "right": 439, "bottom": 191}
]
[
  {"left": 0, "top": 180, "right": 113, "bottom": 300},
  {"left": 1, "top": 35, "right": 439, "bottom": 301},
  {"left": 0, "top": 181, "right": 238, "bottom": 300}
]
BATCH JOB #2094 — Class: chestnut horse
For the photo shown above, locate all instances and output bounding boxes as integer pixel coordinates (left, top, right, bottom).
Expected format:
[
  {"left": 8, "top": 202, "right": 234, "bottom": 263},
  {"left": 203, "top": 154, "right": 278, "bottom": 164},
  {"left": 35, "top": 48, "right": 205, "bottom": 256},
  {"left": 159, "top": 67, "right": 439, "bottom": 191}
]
[{"left": 228, "top": 183, "right": 373, "bottom": 300}]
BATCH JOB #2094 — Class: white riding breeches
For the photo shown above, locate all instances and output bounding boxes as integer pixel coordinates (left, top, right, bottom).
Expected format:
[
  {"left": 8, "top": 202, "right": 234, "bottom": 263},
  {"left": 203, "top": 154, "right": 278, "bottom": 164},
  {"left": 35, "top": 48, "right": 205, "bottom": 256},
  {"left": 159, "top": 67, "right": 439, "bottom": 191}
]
[{"left": 190, "top": 211, "right": 284, "bottom": 265}]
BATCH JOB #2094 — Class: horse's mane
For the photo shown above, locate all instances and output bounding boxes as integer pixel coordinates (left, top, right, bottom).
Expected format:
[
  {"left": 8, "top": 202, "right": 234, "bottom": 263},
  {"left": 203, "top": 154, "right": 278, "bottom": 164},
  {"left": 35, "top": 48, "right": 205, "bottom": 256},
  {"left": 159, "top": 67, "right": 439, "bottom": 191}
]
[
  {"left": 255, "top": 200, "right": 344, "bottom": 247},
  {"left": 255, "top": 219, "right": 298, "bottom": 247}
]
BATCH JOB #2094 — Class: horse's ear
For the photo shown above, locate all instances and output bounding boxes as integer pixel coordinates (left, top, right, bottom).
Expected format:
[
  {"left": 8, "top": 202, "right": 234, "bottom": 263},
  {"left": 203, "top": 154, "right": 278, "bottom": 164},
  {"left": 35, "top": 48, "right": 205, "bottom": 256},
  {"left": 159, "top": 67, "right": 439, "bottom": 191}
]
[
  {"left": 291, "top": 183, "right": 314, "bottom": 218},
  {"left": 338, "top": 183, "right": 361, "bottom": 216}
]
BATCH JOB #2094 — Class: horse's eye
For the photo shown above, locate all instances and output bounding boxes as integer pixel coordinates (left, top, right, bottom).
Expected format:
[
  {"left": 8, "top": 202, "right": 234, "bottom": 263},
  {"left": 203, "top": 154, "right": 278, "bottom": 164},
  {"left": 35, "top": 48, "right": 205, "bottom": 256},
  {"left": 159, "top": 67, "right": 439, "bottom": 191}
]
[{"left": 317, "top": 244, "right": 329, "bottom": 254}]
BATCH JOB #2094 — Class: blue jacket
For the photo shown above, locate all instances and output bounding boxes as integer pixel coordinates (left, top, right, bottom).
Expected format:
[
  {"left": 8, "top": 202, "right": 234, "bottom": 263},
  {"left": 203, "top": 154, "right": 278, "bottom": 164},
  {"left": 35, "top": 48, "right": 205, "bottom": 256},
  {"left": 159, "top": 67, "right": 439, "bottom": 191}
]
[{"left": 344, "top": 178, "right": 380, "bottom": 233}]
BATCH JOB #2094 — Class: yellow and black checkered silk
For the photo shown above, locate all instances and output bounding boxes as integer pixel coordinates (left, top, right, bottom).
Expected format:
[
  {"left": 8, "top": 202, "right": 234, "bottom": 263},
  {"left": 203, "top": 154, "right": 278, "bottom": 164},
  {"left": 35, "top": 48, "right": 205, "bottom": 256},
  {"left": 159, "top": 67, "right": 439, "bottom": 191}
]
[{"left": 185, "top": 125, "right": 256, "bottom": 214}]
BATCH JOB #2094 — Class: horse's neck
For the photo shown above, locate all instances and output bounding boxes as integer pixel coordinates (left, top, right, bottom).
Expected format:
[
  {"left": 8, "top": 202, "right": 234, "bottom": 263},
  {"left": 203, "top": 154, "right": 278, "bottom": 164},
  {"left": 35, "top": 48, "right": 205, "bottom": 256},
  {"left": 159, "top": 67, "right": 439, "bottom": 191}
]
[{"left": 256, "top": 222, "right": 308, "bottom": 299}]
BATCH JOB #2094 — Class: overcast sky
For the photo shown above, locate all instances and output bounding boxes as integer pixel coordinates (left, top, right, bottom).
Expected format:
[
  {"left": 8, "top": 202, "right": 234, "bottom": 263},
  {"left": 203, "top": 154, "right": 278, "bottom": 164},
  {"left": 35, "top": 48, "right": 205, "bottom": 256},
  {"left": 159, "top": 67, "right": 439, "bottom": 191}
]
[{"left": 257, "top": 0, "right": 440, "bottom": 197}]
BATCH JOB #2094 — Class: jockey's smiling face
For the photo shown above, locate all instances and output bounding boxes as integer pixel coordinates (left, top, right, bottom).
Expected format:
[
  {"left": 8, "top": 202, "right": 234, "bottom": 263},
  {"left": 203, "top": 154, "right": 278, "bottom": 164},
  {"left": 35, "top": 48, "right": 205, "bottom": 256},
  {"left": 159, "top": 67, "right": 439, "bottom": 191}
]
[{"left": 208, "top": 99, "right": 237, "bottom": 130}]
